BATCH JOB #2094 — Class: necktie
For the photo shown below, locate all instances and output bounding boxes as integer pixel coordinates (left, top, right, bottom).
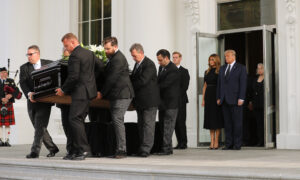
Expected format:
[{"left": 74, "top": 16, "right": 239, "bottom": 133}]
[{"left": 225, "top": 64, "right": 231, "bottom": 79}]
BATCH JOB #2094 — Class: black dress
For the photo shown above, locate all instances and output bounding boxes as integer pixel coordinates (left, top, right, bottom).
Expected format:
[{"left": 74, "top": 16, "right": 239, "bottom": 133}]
[
  {"left": 203, "top": 68, "right": 223, "bottom": 129},
  {"left": 252, "top": 78, "right": 264, "bottom": 146}
]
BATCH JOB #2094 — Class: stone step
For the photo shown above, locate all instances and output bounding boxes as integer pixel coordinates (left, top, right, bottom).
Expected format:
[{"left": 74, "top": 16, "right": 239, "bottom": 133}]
[{"left": 0, "top": 159, "right": 299, "bottom": 180}]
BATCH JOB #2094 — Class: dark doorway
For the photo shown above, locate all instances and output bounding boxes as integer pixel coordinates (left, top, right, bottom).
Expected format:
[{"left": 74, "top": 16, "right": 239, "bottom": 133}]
[{"left": 223, "top": 31, "right": 264, "bottom": 147}]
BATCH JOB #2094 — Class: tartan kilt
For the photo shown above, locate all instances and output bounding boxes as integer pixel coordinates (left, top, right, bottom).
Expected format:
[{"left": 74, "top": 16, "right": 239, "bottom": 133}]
[{"left": 0, "top": 102, "right": 15, "bottom": 126}]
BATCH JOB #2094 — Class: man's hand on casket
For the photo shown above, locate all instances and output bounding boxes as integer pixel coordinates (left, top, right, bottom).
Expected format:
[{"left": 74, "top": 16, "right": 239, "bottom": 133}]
[
  {"left": 29, "top": 92, "right": 36, "bottom": 103},
  {"left": 55, "top": 88, "right": 65, "bottom": 96},
  {"left": 96, "top": 91, "right": 103, "bottom": 100}
]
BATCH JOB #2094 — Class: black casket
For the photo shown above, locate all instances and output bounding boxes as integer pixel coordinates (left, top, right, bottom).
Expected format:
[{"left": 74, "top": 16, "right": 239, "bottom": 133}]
[
  {"left": 31, "top": 60, "right": 134, "bottom": 110},
  {"left": 32, "top": 60, "right": 68, "bottom": 99}
]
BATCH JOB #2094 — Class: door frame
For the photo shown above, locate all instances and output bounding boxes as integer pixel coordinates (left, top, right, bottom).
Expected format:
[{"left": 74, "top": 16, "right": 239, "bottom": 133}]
[{"left": 196, "top": 25, "right": 278, "bottom": 148}]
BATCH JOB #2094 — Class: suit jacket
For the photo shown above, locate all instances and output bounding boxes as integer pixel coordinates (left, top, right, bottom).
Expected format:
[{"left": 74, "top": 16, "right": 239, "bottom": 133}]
[
  {"left": 178, "top": 66, "right": 190, "bottom": 104},
  {"left": 20, "top": 59, "right": 53, "bottom": 99},
  {"left": 0, "top": 78, "right": 20, "bottom": 103},
  {"left": 101, "top": 50, "right": 134, "bottom": 100},
  {"left": 62, "top": 46, "right": 103, "bottom": 100},
  {"left": 217, "top": 62, "right": 247, "bottom": 105},
  {"left": 130, "top": 56, "right": 160, "bottom": 109},
  {"left": 158, "top": 61, "right": 180, "bottom": 110}
]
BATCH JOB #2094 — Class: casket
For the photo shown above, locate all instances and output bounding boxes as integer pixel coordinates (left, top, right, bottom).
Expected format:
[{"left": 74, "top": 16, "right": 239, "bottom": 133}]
[
  {"left": 32, "top": 60, "right": 68, "bottom": 99},
  {"left": 31, "top": 60, "right": 134, "bottom": 110}
]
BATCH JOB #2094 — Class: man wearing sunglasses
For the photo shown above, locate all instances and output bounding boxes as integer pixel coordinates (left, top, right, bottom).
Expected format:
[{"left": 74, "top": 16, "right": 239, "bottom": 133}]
[{"left": 20, "top": 45, "right": 59, "bottom": 159}]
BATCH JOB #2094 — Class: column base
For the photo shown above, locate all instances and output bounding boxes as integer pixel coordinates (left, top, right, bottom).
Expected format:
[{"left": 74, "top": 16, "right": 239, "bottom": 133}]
[{"left": 277, "top": 133, "right": 300, "bottom": 149}]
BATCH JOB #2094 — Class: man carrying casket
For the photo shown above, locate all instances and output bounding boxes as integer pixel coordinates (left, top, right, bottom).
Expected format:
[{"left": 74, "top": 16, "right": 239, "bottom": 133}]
[
  {"left": 56, "top": 33, "right": 104, "bottom": 160},
  {"left": 20, "top": 45, "right": 59, "bottom": 158}
]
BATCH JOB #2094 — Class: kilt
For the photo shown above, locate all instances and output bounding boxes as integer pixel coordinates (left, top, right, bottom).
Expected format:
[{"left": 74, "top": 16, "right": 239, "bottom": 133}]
[{"left": 0, "top": 102, "right": 15, "bottom": 126}]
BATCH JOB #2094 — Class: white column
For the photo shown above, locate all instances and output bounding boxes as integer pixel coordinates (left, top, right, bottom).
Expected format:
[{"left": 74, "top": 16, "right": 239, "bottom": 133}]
[{"left": 276, "top": 0, "right": 300, "bottom": 149}]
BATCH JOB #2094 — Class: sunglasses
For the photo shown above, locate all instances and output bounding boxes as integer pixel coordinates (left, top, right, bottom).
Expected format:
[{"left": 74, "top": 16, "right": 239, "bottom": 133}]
[{"left": 26, "top": 52, "right": 38, "bottom": 57}]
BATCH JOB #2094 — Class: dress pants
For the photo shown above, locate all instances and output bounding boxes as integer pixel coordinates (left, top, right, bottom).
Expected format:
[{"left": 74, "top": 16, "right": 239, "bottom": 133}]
[
  {"left": 175, "top": 99, "right": 187, "bottom": 147},
  {"left": 110, "top": 98, "right": 132, "bottom": 152},
  {"left": 222, "top": 101, "right": 243, "bottom": 148},
  {"left": 59, "top": 105, "right": 74, "bottom": 154},
  {"left": 136, "top": 107, "right": 157, "bottom": 154},
  {"left": 68, "top": 99, "right": 91, "bottom": 154},
  {"left": 159, "top": 108, "right": 178, "bottom": 152},
  {"left": 27, "top": 101, "right": 58, "bottom": 154}
]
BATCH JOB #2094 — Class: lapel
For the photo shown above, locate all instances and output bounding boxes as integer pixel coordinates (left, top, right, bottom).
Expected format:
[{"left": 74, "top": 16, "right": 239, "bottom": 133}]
[{"left": 27, "top": 62, "right": 34, "bottom": 75}]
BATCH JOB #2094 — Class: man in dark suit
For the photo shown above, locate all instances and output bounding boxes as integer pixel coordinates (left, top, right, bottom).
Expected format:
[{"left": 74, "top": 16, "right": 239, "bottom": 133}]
[
  {"left": 99, "top": 37, "right": 134, "bottom": 159},
  {"left": 56, "top": 33, "right": 104, "bottom": 160},
  {"left": 20, "top": 45, "right": 59, "bottom": 158},
  {"left": 217, "top": 49, "right": 247, "bottom": 150},
  {"left": 156, "top": 49, "right": 180, "bottom": 155},
  {"left": 172, "top": 51, "right": 190, "bottom": 149},
  {"left": 129, "top": 43, "right": 160, "bottom": 157}
]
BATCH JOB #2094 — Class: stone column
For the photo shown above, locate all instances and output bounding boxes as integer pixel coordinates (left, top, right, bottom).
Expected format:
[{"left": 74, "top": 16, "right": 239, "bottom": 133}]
[{"left": 276, "top": 0, "right": 300, "bottom": 149}]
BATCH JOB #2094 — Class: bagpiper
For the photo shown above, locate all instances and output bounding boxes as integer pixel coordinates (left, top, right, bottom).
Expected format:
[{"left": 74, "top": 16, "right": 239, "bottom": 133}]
[{"left": 0, "top": 67, "right": 22, "bottom": 146}]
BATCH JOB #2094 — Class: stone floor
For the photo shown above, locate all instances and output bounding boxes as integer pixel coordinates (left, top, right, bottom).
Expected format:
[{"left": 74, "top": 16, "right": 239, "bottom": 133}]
[{"left": 0, "top": 145, "right": 300, "bottom": 179}]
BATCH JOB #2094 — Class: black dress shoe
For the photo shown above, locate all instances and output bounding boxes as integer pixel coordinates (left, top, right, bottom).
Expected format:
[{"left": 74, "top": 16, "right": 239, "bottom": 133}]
[
  {"left": 47, "top": 149, "right": 59, "bottom": 157},
  {"left": 179, "top": 145, "right": 187, "bottom": 149},
  {"left": 72, "top": 152, "right": 90, "bottom": 160},
  {"left": 156, "top": 151, "right": 173, "bottom": 155},
  {"left": 26, "top": 152, "right": 39, "bottom": 159},
  {"left": 4, "top": 141, "right": 11, "bottom": 147},
  {"left": 222, "top": 146, "right": 233, "bottom": 150},
  {"left": 114, "top": 150, "right": 127, "bottom": 159},
  {"left": 233, "top": 146, "right": 241, "bottom": 150},
  {"left": 0, "top": 140, "right": 4, "bottom": 146},
  {"left": 63, "top": 153, "right": 74, "bottom": 160},
  {"left": 138, "top": 152, "right": 149, "bottom": 158}
]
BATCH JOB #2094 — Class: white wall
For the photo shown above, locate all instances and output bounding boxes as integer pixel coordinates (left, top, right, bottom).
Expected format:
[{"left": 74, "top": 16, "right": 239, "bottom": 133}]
[
  {"left": 276, "top": 0, "right": 300, "bottom": 149},
  {"left": 0, "top": 0, "right": 71, "bottom": 144}
]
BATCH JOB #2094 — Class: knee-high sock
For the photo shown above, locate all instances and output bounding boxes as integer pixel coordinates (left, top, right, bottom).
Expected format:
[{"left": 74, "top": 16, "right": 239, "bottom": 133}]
[
  {"left": 5, "top": 126, "right": 10, "bottom": 141},
  {"left": 0, "top": 126, "right": 3, "bottom": 141}
]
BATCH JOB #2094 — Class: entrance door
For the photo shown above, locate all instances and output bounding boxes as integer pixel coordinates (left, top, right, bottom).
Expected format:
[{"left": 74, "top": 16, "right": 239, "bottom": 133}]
[
  {"left": 196, "top": 26, "right": 277, "bottom": 148},
  {"left": 196, "top": 33, "right": 224, "bottom": 146},
  {"left": 263, "top": 25, "right": 276, "bottom": 148}
]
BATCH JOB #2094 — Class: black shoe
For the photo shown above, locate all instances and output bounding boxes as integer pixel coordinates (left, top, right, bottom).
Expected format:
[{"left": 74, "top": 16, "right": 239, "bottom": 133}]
[
  {"left": 0, "top": 139, "right": 4, "bottom": 146},
  {"left": 72, "top": 152, "right": 90, "bottom": 160},
  {"left": 26, "top": 152, "right": 39, "bottom": 159},
  {"left": 156, "top": 151, "right": 173, "bottom": 155},
  {"left": 138, "top": 151, "right": 149, "bottom": 158},
  {"left": 63, "top": 153, "right": 74, "bottom": 160},
  {"left": 179, "top": 145, "right": 187, "bottom": 149},
  {"left": 47, "top": 149, "right": 59, "bottom": 157},
  {"left": 233, "top": 146, "right": 241, "bottom": 150},
  {"left": 222, "top": 146, "right": 233, "bottom": 150},
  {"left": 114, "top": 150, "right": 127, "bottom": 159}
]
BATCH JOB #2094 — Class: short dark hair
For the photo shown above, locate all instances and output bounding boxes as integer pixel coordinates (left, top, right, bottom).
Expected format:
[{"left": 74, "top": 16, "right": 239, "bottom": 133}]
[
  {"left": 28, "top": 45, "right": 40, "bottom": 53},
  {"left": 103, "top": 36, "right": 118, "bottom": 46},
  {"left": 130, "top": 43, "right": 144, "bottom": 53},
  {"left": 61, "top": 33, "right": 78, "bottom": 42},
  {"left": 156, "top": 49, "right": 170, "bottom": 59}
]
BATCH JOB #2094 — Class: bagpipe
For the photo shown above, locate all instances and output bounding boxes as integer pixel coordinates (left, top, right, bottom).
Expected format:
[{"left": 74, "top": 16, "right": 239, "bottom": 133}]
[{"left": 1, "top": 59, "right": 22, "bottom": 116}]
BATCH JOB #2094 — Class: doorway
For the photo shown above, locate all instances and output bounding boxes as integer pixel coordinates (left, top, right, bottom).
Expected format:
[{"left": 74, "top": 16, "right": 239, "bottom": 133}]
[{"left": 196, "top": 26, "right": 277, "bottom": 148}]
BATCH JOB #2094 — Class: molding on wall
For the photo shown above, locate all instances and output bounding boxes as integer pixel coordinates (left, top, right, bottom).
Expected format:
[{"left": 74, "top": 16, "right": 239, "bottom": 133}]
[
  {"left": 285, "top": 0, "right": 296, "bottom": 47},
  {"left": 184, "top": 0, "right": 201, "bottom": 33}
]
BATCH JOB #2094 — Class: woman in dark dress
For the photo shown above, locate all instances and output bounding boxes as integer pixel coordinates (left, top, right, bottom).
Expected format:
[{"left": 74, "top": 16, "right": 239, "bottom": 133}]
[
  {"left": 249, "top": 63, "right": 264, "bottom": 147},
  {"left": 202, "top": 54, "right": 223, "bottom": 149}
]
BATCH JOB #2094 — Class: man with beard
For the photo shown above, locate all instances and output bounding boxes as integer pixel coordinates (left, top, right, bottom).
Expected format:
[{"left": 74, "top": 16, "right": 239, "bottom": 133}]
[{"left": 98, "top": 37, "right": 134, "bottom": 159}]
